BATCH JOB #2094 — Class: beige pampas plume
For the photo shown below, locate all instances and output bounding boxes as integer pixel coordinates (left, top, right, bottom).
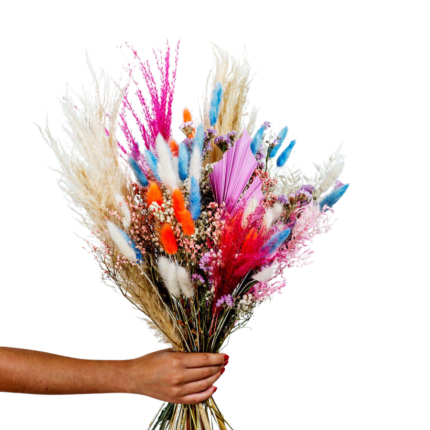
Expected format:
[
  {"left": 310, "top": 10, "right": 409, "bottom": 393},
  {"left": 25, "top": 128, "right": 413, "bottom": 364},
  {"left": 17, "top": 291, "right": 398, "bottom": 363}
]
[
  {"left": 252, "top": 265, "right": 276, "bottom": 283},
  {"left": 156, "top": 134, "right": 178, "bottom": 192},
  {"left": 114, "top": 194, "right": 131, "bottom": 229},
  {"left": 177, "top": 266, "right": 194, "bottom": 298},
  {"left": 107, "top": 221, "right": 136, "bottom": 261},
  {"left": 39, "top": 54, "right": 130, "bottom": 235},
  {"left": 203, "top": 45, "right": 257, "bottom": 163},
  {"left": 320, "top": 161, "right": 345, "bottom": 193}
]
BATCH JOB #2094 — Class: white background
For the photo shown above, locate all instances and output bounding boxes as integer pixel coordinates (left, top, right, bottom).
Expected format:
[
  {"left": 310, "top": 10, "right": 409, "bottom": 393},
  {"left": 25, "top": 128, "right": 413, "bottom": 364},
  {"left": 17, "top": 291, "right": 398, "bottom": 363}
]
[{"left": 1, "top": 1, "right": 429, "bottom": 429}]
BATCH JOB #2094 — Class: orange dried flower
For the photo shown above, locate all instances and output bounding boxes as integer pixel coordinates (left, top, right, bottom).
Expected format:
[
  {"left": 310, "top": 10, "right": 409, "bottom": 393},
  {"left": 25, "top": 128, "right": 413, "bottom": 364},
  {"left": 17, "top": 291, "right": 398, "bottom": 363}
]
[
  {"left": 172, "top": 189, "right": 185, "bottom": 218},
  {"left": 169, "top": 139, "right": 179, "bottom": 157},
  {"left": 183, "top": 108, "right": 195, "bottom": 138},
  {"left": 147, "top": 182, "right": 163, "bottom": 207},
  {"left": 178, "top": 210, "right": 195, "bottom": 236},
  {"left": 183, "top": 108, "right": 192, "bottom": 123},
  {"left": 160, "top": 224, "right": 178, "bottom": 254}
]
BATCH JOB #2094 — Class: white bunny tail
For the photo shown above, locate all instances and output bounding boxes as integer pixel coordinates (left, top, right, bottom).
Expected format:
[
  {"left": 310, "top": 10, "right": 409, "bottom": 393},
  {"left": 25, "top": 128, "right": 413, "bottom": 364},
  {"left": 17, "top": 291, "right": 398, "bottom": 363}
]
[
  {"left": 156, "top": 133, "right": 178, "bottom": 192},
  {"left": 107, "top": 221, "right": 136, "bottom": 261},
  {"left": 177, "top": 266, "right": 195, "bottom": 298},
  {"left": 252, "top": 265, "right": 276, "bottom": 282}
]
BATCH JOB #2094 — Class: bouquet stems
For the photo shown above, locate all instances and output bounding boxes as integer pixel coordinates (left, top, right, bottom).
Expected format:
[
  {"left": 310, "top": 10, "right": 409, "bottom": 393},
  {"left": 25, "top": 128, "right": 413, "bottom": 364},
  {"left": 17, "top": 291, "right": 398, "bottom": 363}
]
[{"left": 149, "top": 398, "right": 232, "bottom": 430}]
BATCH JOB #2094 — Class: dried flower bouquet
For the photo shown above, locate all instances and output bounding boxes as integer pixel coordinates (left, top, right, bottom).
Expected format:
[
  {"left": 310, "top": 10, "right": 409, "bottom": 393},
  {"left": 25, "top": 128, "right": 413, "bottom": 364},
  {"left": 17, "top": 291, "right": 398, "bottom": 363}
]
[{"left": 41, "top": 42, "right": 349, "bottom": 430}]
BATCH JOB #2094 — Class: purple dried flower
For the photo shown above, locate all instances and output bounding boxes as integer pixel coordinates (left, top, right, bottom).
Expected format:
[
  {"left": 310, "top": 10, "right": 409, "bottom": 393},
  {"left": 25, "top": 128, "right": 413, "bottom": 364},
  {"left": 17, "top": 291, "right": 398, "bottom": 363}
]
[
  {"left": 262, "top": 121, "right": 271, "bottom": 130},
  {"left": 255, "top": 148, "right": 265, "bottom": 161},
  {"left": 205, "top": 128, "right": 218, "bottom": 138},
  {"left": 192, "top": 274, "right": 206, "bottom": 284},
  {"left": 277, "top": 195, "right": 289, "bottom": 205},
  {"left": 333, "top": 180, "right": 344, "bottom": 189},
  {"left": 216, "top": 294, "right": 235, "bottom": 308},
  {"left": 183, "top": 138, "right": 193, "bottom": 151},
  {"left": 300, "top": 184, "right": 315, "bottom": 194}
]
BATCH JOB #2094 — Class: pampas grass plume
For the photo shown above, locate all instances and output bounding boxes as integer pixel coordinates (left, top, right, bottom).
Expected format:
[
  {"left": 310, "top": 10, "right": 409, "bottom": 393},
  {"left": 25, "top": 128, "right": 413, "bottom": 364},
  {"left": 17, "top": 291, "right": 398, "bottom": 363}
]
[
  {"left": 147, "top": 182, "right": 163, "bottom": 207},
  {"left": 114, "top": 194, "right": 132, "bottom": 229},
  {"left": 160, "top": 224, "right": 178, "bottom": 254}
]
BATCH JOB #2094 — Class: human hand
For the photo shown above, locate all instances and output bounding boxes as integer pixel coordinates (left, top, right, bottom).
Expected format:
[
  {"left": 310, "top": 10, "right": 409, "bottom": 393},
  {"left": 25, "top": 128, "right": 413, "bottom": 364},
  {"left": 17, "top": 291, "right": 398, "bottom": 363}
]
[{"left": 126, "top": 348, "right": 228, "bottom": 404}]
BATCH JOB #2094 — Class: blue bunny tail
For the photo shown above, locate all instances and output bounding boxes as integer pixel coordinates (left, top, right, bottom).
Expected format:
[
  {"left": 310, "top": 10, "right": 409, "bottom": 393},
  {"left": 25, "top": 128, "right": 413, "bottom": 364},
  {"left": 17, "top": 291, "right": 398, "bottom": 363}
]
[
  {"left": 189, "top": 176, "right": 201, "bottom": 220},
  {"left": 250, "top": 126, "right": 265, "bottom": 155},
  {"left": 144, "top": 150, "right": 160, "bottom": 181},
  {"left": 209, "top": 82, "right": 223, "bottom": 126},
  {"left": 128, "top": 157, "right": 148, "bottom": 187},
  {"left": 319, "top": 184, "right": 349, "bottom": 210},
  {"left": 193, "top": 124, "right": 205, "bottom": 151},
  {"left": 178, "top": 142, "right": 190, "bottom": 181},
  {"left": 277, "top": 140, "right": 296, "bottom": 167},
  {"left": 262, "top": 228, "right": 291, "bottom": 254}
]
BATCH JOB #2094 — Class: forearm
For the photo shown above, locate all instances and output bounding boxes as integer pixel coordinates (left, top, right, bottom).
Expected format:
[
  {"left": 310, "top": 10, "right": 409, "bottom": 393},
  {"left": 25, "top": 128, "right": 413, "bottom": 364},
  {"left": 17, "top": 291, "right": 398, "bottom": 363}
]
[{"left": 0, "top": 347, "right": 133, "bottom": 395}]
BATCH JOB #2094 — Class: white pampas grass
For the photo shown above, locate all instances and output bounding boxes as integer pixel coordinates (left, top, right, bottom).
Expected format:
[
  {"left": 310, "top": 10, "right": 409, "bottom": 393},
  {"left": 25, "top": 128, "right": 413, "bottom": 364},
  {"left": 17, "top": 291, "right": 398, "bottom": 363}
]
[
  {"left": 157, "top": 257, "right": 181, "bottom": 297},
  {"left": 319, "top": 161, "right": 345, "bottom": 193},
  {"left": 189, "top": 145, "right": 202, "bottom": 182},
  {"left": 115, "top": 194, "right": 131, "bottom": 229},
  {"left": 177, "top": 266, "right": 195, "bottom": 298},
  {"left": 107, "top": 221, "right": 136, "bottom": 261},
  {"left": 272, "top": 203, "right": 283, "bottom": 223},
  {"left": 156, "top": 134, "right": 178, "bottom": 192},
  {"left": 252, "top": 265, "right": 276, "bottom": 283}
]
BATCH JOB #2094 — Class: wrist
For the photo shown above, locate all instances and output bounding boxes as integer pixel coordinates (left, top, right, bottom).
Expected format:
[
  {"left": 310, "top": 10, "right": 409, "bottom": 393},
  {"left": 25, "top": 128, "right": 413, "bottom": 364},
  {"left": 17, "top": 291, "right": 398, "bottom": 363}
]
[{"left": 114, "top": 359, "right": 138, "bottom": 394}]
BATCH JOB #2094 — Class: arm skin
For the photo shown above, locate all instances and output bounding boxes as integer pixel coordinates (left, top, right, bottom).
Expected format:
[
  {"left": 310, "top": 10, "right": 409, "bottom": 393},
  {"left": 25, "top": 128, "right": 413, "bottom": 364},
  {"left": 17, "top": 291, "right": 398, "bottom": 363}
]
[{"left": 0, "top": 347, "right": 228, "bottom": 405}]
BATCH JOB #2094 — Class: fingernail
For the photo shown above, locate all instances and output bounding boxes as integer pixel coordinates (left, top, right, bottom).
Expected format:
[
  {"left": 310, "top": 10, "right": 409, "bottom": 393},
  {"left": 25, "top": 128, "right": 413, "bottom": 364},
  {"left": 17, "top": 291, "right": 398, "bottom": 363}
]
[
  {"left": 224, "top": 354, "right": 229, "bottom": 362},
  {"left": 212, "top": 386, "right": 218, "bottom": 393},
  {"left": 224, "top": 360, "right": 229, "bottom": 366},
  {"left": 220, "top": 368, "right": 225, "bottom": 375}
]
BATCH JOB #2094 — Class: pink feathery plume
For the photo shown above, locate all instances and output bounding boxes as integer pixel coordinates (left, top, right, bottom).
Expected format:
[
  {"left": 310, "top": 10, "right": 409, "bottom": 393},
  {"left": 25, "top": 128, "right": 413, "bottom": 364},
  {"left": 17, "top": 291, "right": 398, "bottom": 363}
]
[
  {"left": 209, "top": 130, "right": 263, "bottom": 213},
  {"left": 118, "top": 41, "right": 180, "bottom": 169}
]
